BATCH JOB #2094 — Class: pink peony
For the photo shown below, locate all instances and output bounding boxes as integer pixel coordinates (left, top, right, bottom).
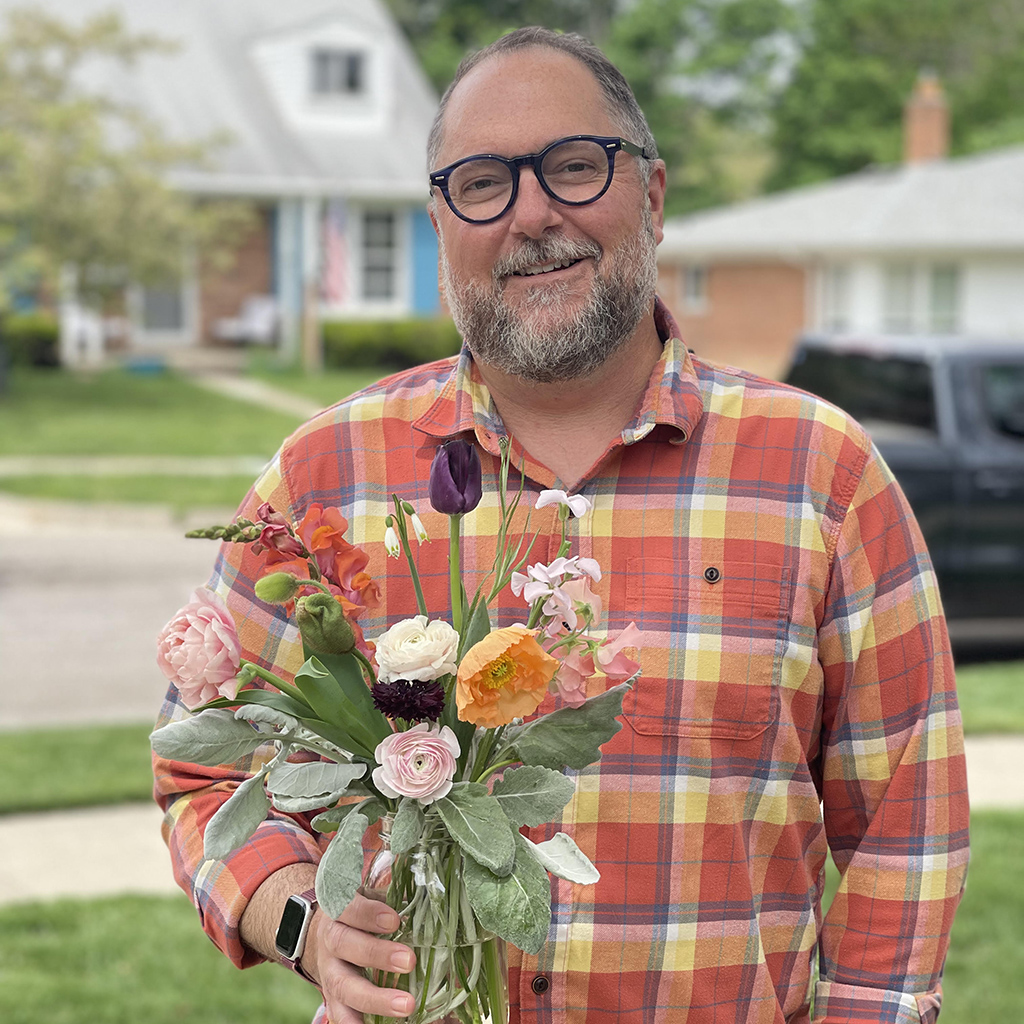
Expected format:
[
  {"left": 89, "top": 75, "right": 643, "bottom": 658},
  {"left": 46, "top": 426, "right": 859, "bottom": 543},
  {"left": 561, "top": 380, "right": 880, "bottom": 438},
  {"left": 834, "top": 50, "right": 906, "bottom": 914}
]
[
  {"left": 372, "top": 723, "right": 460, "bottom": 805},
  {"left": 156, "top": 587, "right": 242, "bottom": 709}
]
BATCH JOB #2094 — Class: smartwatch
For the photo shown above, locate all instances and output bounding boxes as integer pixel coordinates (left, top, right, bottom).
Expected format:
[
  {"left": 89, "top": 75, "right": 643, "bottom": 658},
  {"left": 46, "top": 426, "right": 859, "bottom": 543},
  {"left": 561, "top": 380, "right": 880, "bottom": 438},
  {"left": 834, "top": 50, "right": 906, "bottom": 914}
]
[{"left": 275, "top": 887, "right": 319, "bottom": 983}]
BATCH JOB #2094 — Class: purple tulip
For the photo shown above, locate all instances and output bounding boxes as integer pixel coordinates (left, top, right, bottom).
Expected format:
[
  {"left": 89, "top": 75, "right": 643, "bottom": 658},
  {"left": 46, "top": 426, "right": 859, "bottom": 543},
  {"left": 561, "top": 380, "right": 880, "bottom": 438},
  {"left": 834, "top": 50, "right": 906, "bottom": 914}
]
[{"left": 429, "top": 440, "right": 482, "bottom": 515}]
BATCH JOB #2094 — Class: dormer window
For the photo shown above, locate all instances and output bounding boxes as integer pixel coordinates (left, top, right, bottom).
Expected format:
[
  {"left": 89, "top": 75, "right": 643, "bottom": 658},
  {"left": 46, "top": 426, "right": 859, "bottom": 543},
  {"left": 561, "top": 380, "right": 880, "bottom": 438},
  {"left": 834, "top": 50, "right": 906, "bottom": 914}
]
[{"left": 311, "top": 48, "right": 365, "bottom": 96}]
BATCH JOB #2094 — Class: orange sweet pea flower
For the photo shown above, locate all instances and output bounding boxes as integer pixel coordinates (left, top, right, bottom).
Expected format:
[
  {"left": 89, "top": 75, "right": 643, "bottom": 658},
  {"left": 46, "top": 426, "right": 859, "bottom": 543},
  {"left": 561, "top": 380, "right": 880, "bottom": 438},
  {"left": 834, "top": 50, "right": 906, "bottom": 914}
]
[{"left": 456, "top": 626, "right": 558, "bottom": 728}]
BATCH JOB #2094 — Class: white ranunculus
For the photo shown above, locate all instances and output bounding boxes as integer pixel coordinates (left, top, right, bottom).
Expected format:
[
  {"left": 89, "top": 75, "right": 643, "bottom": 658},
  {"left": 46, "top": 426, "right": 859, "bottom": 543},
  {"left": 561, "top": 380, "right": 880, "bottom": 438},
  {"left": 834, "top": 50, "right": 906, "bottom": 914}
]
[{"left": 372, "top": 615, "right": 459, "bottom": 683}]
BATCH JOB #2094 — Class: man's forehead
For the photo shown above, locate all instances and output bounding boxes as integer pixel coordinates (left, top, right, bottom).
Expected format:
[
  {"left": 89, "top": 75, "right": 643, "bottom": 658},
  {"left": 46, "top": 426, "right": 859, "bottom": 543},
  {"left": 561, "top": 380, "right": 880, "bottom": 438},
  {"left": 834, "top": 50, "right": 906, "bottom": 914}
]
[{"left": 438, "top": 48, "right": 617, "bottom": 161}]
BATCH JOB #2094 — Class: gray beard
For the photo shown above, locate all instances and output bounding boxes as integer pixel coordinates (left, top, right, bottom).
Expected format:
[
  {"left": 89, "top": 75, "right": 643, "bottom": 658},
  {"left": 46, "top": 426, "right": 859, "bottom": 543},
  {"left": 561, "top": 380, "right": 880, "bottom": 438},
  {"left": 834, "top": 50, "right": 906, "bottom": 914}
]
[{"left": 440, "top": 211, "right": 659, "bottom": 384}]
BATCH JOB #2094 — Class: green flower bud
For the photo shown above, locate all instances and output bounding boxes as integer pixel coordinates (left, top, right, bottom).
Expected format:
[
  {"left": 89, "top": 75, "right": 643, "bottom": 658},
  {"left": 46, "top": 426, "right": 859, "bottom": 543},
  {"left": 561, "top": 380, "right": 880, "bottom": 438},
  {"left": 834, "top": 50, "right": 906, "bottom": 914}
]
[
  {"left": 254, "top": 572, "right": 304, "bottom": 605},
  {"left": 296, "top": 593, "right": 356, "bottom": 654}
]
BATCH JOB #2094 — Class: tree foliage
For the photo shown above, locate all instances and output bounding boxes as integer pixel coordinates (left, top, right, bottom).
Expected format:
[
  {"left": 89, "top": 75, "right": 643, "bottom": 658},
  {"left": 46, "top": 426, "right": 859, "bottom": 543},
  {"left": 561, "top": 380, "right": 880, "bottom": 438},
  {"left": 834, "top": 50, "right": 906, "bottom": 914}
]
[
  {"left": 386, "top": 0, "right": 794, "bottom": 215},
  {"left": 767, "top": 0, "right": 1024, "bottom": 191},
  {"left": 0, "top": 7, "right": 253, "bottom": 308}
]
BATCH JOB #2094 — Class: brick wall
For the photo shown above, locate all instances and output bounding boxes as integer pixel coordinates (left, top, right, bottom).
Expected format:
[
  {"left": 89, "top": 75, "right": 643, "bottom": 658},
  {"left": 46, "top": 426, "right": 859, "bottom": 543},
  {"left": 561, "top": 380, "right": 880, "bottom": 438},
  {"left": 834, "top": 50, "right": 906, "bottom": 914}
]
[
  {"left": 199, "top": 205, "right": 273, "bottom": 344},
  {"left": 657, "top": 260, "right": 808, "bottom": 379}
]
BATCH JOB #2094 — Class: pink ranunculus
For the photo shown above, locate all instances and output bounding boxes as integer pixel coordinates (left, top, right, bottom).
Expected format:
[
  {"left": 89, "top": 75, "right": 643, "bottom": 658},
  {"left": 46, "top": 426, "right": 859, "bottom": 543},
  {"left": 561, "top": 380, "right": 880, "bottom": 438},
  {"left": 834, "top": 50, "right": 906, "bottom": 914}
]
[
  {"left": 156, "top": 587, "right": 242, "bottom": 709},
  {"left": 596, "top": 622, "right": 643, "bottom": 680},
  {"left": 372, "top": 723, "right": 461, "bottom": 805}
]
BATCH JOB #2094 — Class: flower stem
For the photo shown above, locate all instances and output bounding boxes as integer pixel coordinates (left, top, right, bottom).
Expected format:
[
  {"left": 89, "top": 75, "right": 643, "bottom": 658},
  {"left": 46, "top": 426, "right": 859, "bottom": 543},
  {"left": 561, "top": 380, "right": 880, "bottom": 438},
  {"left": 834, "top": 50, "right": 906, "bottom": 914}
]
[
  {"left": 240, "top": 660, "right": 310, "bottom": 707},
  {"left": 392, "top": 495, "right": 428, "bottom": 617},
  {"left": 449, "top": 513, "right": 464, "bottom": 636}
]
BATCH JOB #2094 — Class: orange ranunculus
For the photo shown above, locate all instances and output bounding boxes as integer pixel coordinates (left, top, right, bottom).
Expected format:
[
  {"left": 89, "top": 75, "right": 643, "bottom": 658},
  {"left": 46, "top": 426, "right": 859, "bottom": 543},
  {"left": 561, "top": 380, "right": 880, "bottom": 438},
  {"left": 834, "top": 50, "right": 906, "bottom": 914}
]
[{"left": 456, "top": 626, "right": 558, "bottom": 728}]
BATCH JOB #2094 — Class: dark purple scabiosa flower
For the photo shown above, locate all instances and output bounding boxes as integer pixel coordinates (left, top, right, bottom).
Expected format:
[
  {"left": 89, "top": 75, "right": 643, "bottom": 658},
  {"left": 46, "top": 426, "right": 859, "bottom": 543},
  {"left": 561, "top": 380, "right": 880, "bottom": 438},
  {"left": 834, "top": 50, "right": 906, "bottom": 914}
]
[
  {"left": 371, "top": 678, "right": 446, "bottom": 722},
  {"left": 429, "top": 440, "right": 482, "bottom": 515}
]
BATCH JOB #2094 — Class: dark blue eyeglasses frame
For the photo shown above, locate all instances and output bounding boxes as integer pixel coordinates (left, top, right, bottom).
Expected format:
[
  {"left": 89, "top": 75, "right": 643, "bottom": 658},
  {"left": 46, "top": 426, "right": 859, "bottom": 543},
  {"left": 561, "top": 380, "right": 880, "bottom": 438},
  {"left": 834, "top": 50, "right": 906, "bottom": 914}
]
[{"left": 429, "top": 134, "right": 651, "bottom": 224}]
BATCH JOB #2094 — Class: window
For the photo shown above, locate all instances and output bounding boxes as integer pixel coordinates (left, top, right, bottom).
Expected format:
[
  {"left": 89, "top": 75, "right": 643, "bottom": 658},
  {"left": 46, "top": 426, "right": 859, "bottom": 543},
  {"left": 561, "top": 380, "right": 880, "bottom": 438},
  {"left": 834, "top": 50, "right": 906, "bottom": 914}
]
[
  {"left": 141, "top": 284, "right": 184, "bottom": 331},
  {"left": 929, "top": 264, "right": 960, "bottom": 334},
  {"left": 820, "top": 264, "right": 851, "bottom": 332},
  {"left": 682, "top": 265, "right": 707, "bottom": 313},
  {"left": 883, "top": 263, "right": 915, "bottom": 334},
  {"left": 311, "top": 48, "right": 365, "bottom": 96},
  {"left": 981, "top": 364, "right": 1024, "bottom": 440},
  {"left": 361, "top": 210, "right": 397, "bottom": 301},
  {"left": 786, "top": 349, "right": 936, "bottom": 433}
]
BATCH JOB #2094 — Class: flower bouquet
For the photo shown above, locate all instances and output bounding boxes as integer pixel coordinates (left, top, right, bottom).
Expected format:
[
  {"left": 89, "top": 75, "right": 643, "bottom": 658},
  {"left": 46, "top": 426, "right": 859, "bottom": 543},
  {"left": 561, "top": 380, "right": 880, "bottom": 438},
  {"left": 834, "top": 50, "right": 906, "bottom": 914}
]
[{"left": 152, "top": 439, "right": 640, "bottom": 1024}]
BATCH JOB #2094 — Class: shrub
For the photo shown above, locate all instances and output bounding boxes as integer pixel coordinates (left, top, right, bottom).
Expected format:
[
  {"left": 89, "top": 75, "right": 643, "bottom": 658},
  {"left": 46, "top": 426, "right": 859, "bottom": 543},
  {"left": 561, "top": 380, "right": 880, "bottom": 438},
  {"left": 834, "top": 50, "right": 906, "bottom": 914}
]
[
  {"left": 321, "top": 317, "right": 461, "bottom": 370},
  {"left": 2, "top": 311, "right": 60, "bottom": 367}
]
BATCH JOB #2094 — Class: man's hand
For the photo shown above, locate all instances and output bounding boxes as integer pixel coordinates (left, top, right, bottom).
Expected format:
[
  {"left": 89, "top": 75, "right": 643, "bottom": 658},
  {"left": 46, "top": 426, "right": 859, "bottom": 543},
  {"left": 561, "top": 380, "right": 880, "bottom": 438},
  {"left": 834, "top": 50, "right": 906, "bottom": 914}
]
[{"left": 304, "top": 893, "right": 416, "bottom": 1023}]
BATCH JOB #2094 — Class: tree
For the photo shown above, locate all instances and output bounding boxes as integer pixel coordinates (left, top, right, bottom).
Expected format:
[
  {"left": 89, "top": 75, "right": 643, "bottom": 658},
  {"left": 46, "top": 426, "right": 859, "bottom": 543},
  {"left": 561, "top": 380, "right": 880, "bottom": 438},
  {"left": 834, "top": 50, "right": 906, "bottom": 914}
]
[
  {"left": 767, "top": 0, "right": 1024, "bottom": 191},
  {"left": 0, "top": 7, "right": 252, "bottom": 311},
  {"left": 385, "top": 0, "right": 794, "bottom": 215}
]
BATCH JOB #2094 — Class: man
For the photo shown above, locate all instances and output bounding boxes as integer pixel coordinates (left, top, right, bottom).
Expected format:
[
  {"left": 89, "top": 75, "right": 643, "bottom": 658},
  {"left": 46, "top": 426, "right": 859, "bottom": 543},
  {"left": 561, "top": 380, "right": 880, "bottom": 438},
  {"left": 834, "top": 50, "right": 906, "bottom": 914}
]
[{"left": 154, "top": 27, "right": 968, "bottom": 1024}]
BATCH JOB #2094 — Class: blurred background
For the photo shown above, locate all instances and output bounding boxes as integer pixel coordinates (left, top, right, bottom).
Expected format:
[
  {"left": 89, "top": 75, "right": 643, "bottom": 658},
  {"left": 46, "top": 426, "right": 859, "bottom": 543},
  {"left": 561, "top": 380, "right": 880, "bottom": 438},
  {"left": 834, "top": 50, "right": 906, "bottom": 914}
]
[{"left": 0, "top": 1, "right": 1021, "bottom": 1020}]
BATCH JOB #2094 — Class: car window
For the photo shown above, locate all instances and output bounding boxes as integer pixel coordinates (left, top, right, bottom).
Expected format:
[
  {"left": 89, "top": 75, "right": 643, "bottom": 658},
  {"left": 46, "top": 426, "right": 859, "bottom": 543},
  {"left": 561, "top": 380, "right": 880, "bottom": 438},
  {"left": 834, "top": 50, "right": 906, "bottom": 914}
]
[
  {"left": 785, "top": 349, "right": 936, "bottom": 432},
  {"left": 981, "top": 364, "right": 1024, "bottom": 441}
]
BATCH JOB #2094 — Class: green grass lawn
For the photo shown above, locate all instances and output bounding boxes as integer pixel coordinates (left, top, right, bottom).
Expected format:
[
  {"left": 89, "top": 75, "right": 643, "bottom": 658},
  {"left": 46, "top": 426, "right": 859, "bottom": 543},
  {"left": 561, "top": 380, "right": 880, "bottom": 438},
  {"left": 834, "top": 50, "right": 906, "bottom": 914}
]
[
  {"left": 0, "top": 894, "right": 319, "bottom": 1024},
  {"left": 247, "top": 362, "right": 391, "bottom": 408},
  {"left": 0, "top": 366, "right": 302, "bottom": 457},
  {"left": 0, "top": 473, "right": 258, "bottom": 512},
  {"left": 0, "top": 812, "right": 1013, "bottom": 1024},
  {"left": 954, "top": 658, "right": 1024, "bottom": 733}
]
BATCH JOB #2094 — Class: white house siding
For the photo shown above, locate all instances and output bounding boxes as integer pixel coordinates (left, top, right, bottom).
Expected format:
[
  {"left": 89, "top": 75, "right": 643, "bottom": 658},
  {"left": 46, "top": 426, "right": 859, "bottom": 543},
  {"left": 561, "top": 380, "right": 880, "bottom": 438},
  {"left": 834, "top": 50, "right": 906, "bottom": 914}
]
[{"left": 962, "top": 258, "right": 1024, "bottom": 339}]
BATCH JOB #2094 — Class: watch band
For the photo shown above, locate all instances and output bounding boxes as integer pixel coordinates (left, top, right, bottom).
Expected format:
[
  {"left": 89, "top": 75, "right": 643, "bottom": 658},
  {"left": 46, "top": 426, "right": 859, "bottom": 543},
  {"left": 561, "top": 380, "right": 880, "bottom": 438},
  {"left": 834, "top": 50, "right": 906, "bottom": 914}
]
[{"left": 277, "top": 886, "right": 319, "bottom": 985}]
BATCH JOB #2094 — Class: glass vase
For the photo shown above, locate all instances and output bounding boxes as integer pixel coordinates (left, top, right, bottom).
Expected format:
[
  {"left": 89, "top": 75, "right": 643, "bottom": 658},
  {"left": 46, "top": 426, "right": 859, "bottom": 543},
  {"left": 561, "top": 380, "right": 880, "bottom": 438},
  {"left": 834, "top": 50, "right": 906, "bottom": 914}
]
[{"left": 363, "top": 814, "right": 510, "bottom": 1024}]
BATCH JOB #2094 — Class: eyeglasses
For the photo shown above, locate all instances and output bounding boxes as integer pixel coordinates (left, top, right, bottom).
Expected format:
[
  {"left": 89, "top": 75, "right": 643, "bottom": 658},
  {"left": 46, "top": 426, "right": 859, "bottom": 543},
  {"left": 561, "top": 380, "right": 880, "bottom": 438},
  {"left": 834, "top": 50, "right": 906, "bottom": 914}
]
[{"left": 429, "top": 134, "right": 651, "bottom": 224}]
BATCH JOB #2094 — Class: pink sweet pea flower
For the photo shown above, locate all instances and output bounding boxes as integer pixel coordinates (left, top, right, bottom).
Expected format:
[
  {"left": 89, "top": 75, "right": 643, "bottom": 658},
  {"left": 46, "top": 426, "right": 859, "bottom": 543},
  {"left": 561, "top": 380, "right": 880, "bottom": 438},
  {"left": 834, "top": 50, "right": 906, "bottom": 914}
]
[
  {"left": 596, "top": 622, "right": 643, "bottom": 680},
  {"left": 372, "top": 723, "right": 461, "bottom": 805},
  {"left": 156, "top": 588, "right": 242, "bottom": 709},
  {"left": 551, "top": 648, "right": 594, "bottom": 707}
]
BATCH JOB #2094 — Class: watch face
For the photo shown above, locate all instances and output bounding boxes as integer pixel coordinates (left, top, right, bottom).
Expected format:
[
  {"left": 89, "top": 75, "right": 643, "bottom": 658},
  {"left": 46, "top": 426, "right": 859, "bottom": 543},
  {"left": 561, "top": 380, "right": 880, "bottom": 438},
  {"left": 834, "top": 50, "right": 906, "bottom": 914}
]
[{"left": 276, "top": 896, "right": 310, "bottom": 957}]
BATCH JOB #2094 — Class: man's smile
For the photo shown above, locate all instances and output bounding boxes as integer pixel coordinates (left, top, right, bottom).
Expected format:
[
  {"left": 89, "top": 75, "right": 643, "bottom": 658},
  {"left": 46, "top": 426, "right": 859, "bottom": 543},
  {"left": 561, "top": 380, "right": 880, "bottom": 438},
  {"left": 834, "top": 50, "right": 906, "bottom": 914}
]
[{"left": 510, "top": 257, "right": 585, "bottom": 277}]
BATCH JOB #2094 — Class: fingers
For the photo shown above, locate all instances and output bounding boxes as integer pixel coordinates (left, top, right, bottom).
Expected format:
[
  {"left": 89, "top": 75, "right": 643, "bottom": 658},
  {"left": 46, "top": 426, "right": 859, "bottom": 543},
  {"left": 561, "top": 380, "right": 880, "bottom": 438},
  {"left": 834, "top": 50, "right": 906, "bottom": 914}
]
[
  {"left": 319, "top": 955, "right": 416, "bottom": 1023},
  {"left": 312, "top": 894, "right": 417, "bottom": 1023}
]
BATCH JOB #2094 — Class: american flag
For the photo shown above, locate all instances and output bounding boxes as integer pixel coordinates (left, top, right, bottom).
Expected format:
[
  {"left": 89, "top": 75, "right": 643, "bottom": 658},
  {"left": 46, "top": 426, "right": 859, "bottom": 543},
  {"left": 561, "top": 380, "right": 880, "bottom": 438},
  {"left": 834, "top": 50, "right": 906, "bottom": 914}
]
[{"left": 320, "top": 198, "right": 349, "bottom": 305}]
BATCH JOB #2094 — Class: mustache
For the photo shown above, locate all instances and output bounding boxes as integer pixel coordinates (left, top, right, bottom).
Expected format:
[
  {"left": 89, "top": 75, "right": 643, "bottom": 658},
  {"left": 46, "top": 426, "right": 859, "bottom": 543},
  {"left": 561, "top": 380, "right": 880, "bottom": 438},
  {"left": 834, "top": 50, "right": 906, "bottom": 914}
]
[{"left": 493, "top": 235, "right": 602, "bottom": 280}]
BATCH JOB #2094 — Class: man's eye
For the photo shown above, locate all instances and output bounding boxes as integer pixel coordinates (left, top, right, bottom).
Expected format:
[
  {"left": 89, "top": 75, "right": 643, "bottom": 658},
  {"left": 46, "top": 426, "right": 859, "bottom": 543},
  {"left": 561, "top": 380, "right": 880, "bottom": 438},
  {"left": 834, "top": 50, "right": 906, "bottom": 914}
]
[{"left": 465, "top": 178, "right": 498, "bottom": 192}]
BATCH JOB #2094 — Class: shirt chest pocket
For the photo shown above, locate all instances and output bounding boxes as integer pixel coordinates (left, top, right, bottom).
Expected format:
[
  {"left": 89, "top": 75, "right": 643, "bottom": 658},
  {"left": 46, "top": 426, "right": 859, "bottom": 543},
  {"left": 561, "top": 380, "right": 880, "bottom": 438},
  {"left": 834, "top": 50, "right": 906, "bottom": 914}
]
[{"left": 622, "top": 558, "right": 791, "bottom": 740}]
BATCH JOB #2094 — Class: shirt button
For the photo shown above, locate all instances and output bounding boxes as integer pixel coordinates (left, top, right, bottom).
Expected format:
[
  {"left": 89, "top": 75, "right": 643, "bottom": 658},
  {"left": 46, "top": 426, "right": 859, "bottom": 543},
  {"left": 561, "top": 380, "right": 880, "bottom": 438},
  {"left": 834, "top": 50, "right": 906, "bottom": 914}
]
[
  {"left": 531, "top": 975, "right": 550, "bottom": 995},
  {"left": 703, "top": 566, "right": 721, "bottom": 584}
]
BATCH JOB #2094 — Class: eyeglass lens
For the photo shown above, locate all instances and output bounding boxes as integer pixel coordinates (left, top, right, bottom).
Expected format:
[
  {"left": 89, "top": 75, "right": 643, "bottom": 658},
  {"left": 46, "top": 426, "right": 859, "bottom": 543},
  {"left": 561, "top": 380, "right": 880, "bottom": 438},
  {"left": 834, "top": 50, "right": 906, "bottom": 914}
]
[{"left": 446, "top": 138, "right": 612, "bottom": 221}]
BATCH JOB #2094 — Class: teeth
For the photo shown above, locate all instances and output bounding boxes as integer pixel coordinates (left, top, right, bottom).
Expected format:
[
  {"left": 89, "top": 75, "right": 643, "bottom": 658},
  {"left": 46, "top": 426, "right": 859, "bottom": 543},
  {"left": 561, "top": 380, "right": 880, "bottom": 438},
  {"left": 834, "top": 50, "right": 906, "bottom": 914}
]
[{"left": 514, "top": 259, "right": 578, "bottom": 277}]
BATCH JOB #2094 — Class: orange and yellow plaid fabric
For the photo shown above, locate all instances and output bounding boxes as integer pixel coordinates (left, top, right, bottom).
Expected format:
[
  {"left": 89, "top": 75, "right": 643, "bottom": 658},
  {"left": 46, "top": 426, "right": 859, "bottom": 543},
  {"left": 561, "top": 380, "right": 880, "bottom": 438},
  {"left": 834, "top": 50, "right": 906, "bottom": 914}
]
[{"left": 153, "top": 301, "right": 968, "bottom": 1024}]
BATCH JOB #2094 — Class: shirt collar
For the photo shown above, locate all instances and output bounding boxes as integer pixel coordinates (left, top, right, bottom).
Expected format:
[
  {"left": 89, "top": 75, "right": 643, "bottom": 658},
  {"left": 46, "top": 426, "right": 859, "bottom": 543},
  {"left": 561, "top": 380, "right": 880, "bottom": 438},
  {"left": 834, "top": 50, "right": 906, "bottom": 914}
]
[{"left": 413, "top": 296, "right": 704, "bottom": 454}]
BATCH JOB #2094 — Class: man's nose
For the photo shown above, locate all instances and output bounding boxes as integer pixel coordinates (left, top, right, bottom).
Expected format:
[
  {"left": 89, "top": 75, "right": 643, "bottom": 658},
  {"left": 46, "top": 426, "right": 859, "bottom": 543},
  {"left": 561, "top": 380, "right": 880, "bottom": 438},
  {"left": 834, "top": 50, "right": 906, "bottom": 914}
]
[{"left": 508, "top": 167, "right": 564, "bottom": 237}]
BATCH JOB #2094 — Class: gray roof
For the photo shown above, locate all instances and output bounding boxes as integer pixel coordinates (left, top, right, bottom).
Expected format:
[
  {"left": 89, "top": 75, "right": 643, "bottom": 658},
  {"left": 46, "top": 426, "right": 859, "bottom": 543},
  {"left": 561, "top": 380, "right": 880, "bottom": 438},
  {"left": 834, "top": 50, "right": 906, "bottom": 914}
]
[
  {"left": 660, "top": 146, "right": 1024, "bottom": 260},
  {"left": 2, "top": 0, "right": 438, "bottom": 201}
]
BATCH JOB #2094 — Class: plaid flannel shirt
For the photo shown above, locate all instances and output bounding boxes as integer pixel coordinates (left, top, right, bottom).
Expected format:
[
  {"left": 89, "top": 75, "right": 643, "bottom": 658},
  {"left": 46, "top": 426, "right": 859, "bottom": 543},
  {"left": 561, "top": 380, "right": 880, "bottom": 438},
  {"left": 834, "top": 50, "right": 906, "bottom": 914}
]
[{"left": 153, "top": 301, "right": 968, "bottom": 1024}]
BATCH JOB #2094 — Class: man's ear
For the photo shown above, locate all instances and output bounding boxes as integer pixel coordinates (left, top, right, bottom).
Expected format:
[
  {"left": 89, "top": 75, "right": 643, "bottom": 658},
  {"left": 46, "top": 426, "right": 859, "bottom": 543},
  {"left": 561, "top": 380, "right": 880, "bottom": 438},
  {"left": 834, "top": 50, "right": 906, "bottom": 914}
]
[
  {"left": 647, "top": 160, "right": 667, "bottom": 245},
  {"left": 428, "top": 198, "right": 440, "bottom": 237}
]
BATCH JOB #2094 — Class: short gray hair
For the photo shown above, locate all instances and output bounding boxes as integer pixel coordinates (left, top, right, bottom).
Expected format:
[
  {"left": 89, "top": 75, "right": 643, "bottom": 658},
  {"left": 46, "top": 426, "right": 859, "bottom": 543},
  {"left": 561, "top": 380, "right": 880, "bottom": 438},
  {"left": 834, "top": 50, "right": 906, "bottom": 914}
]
[{"left": 426, "top": 27, "right": 658, "bottom": 185}]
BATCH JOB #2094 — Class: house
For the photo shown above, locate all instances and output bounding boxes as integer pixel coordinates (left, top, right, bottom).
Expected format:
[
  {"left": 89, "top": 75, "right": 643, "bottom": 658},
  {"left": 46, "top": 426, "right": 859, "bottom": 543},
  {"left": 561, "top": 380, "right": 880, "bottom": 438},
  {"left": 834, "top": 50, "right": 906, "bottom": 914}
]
[
  {"left": 7, "top": 0, "right": 442, "bottom": 363},
  {"left": 656, "top": 75, "right": 1024, "bottom": 379}
]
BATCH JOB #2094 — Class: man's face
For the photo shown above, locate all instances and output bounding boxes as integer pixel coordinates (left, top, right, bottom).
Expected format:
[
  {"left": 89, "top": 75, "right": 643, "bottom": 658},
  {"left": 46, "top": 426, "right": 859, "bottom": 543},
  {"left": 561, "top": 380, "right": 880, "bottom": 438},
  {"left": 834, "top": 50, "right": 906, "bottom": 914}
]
[{"left": 430, "top": 49, "right": 666, "bottom": 383}]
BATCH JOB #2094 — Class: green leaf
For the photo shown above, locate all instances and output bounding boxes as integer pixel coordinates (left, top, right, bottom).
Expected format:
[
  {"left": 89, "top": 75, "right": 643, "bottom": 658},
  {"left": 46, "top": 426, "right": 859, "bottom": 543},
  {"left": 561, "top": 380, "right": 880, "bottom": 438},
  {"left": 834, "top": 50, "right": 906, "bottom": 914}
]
[
  {"left": 204, "top": 676, "right": 375, "bottom": 757},
  {"left": 490, "top": 765, "right": 575, "bottom": 828},
  {"left": 390, "top": 798, "right": 425, "bottom": 855},
  {"left": 266, "top": 761, "right": 368, "bottom": 812},
  {"left": 294, "top": 658, "right": 379, "bottom": 752},
  {"left": 435, "top": 784, "right": 515, "bottom": 877},
  {"left": 149, "top": 709, "right": 268, "bottom": 767},
  {"left": 311, "top": 798, "right": 384, "bottom": 834},
  {"left": 520, "top": 832, "right": 600, "bottom": 885},
  {"left": 235, "top": 705, "right": 299, "bottom": 734},
  {"left": 316, "top": 809, "right": 369, "bottom": 919},
  {"left": 506, "top": 682, "right": 630, "bottom": 770},
  {"left": 311, "top": 649, "right": 392, "bottom": 744},
  {"left": 464, "top": 832, "right": 552, "bottom": 955},
  {"left": 458, "top": 593, "right": 492, "bottom": 660},
  {"left": 203, "top": 770, "right": 271, "bottom": 861}
]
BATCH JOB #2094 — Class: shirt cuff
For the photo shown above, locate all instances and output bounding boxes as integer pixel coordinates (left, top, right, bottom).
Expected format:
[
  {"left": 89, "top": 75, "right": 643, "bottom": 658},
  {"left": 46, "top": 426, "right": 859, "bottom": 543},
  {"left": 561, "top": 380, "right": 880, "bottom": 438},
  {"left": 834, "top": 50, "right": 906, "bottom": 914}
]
[{"left": 814, "top": 978, "right": 942, "bottom": 1024}]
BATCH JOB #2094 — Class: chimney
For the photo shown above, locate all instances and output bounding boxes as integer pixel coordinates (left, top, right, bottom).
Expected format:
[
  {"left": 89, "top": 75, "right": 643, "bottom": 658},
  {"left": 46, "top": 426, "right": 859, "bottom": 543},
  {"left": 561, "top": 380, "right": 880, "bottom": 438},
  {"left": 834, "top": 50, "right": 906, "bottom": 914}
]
[{"left": 903, "top": 71, "right": 949, "bottom": 164}]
